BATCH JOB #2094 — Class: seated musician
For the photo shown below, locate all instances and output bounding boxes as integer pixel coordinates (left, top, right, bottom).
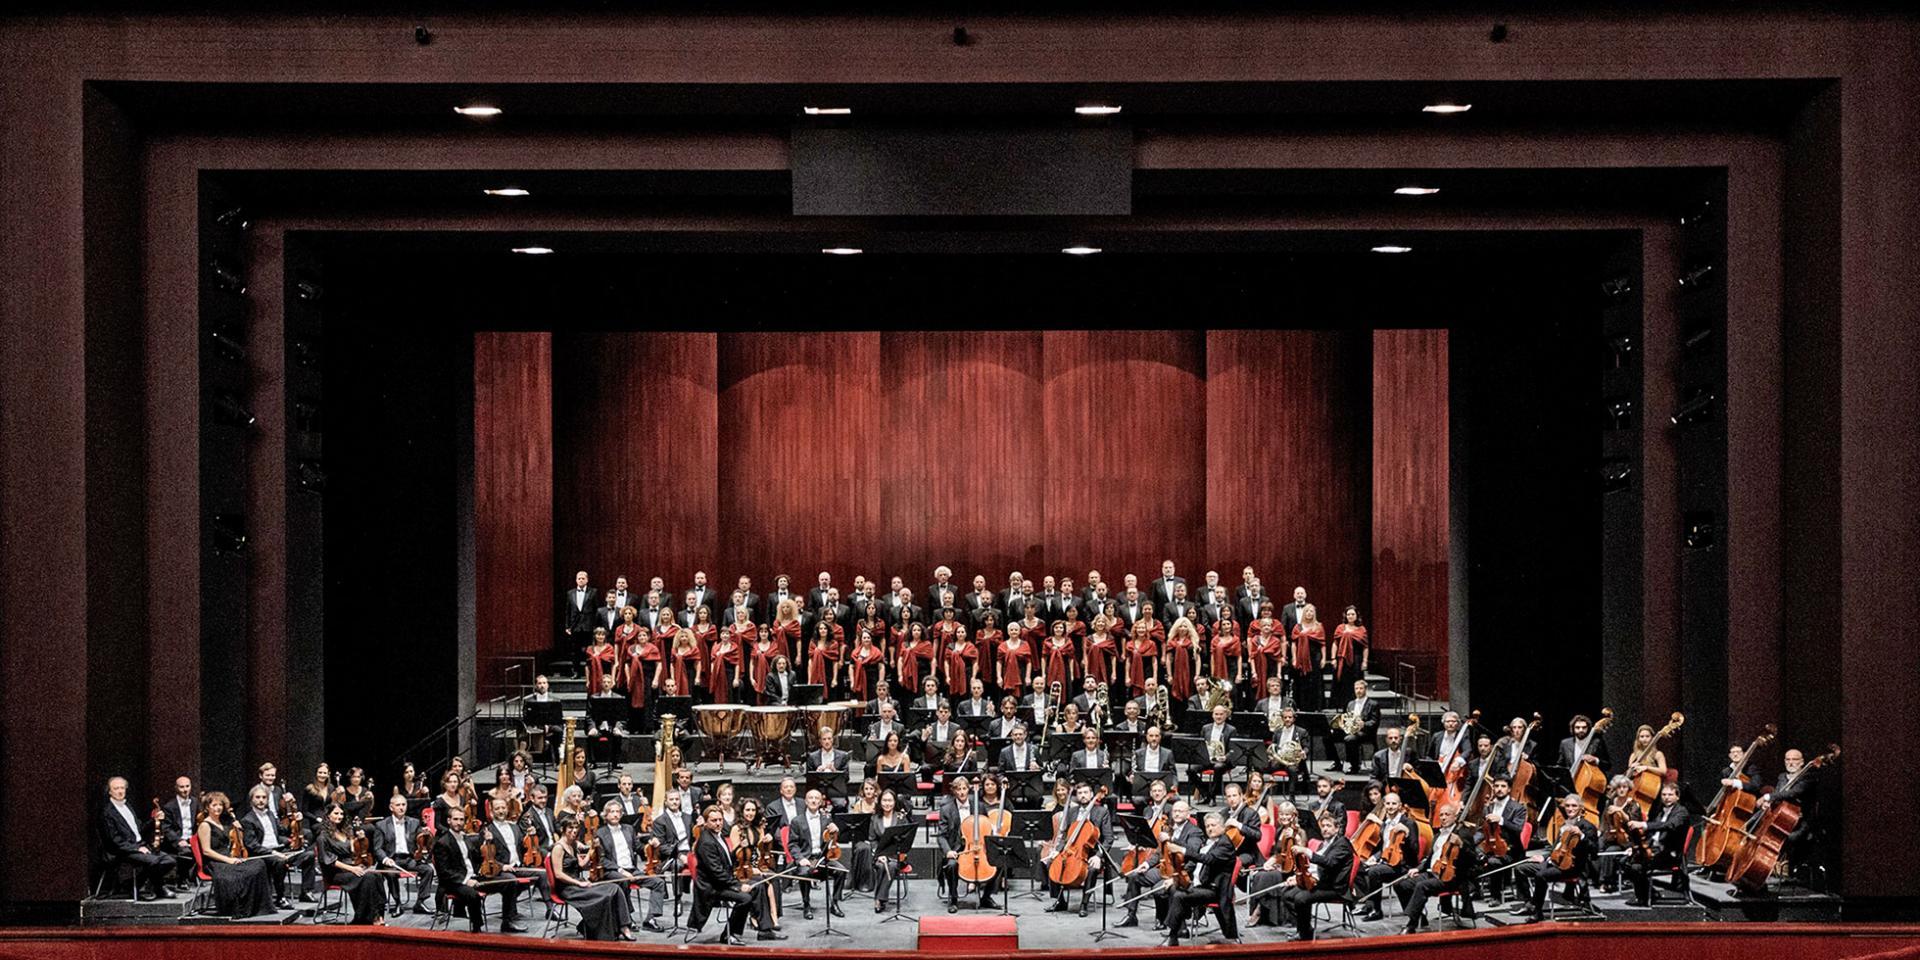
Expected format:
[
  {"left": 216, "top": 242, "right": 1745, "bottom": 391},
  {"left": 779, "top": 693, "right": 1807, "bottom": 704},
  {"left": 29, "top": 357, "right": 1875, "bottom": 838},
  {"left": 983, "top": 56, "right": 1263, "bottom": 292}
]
[
  {"left": 1053, "top": 702, "right": 1086, "bottom": 737},
  {"left": 99, "top": 776, "right": 181, "bottom": 902},
  {"left": 1277, "top": 809, "right": 1355, "bottom": 942},
  {"left": 1246, "top": 800, "right": 1302, "bottom": 927},
  {"left": 873, "top": 731, "right": 914, "bottom": 774},
  {"left": 1475, "top": 775, "right": 1528, "bottom": 902},
  {"left": 1718, "top": 742, "right": 1755, "bottom": 792},
  {"left": 370, "top": 793, "right": 435, "bottom": 915},
  {"left": 691, "top": 804, "right": 780, "bottom": 944},
  {"left": 1513, "top": 794, "right": 1598, "bottom": 922},
  {"left": 923, "top": 703, "right": 960, "bottom": 749},
  {"left": 1400, "top": 804, "right": 1478, "bottom": 933},
  {"left": 554, "top": 814, "right": 634, "bottom": 941},
  {"left": 645, "top": 788, "right": 696, "bottom": 907},
  {"left": 912, "top": 675, "right": 947, "bottom": 714},
  {"left": 192, "top": 791, "right": 276, "bottom": 917},
  {"left": 1269, "top": 706, "right": 1311, "bottom": 794},
  {"left": 1353, "top": 790, "right": 1420, "bottom": 923},
  {"left": 866, "top": 702, "right": 905, "bottom": 744},
  {"left": 316, "top": 803, "right": 389, "bottom": 924},
  {"left": 934, "top": 776, "right": 1000, "bottom": 912},
  {"left": 863, "top": 679, "right": 900, "bottom": 721},
  {"left": 1066, "top": 727, "right": 1109, "bottom": 773},
  {"left": 1121, "top": 798, "right": 1201, "bottom": 929},
  {"left": 1742, "top": 747, "right": 1820, "bottom": 874},
  {"left": 998, "top": 721, "right": 1043, "bottom": 772},
  {"left": 989, "top": 696, "right": 1024, "bottom": 740},
  {"left": 1558, "top": 714, "right": 1613, "bottom": 773},
  {"left": 1626, "top": 723, "right": 1670, "bottom": 783},
  {"left": 1367, "top": 725, "right": 1412, "bottom": 791},
  {"left": 1136, "top": 778, "right": 1176, "bottom": 824},
  {"left": 1070, "top": 676, "right": 1103, "bottom": 717},
  {"left": 1490, "top": 716, "right": 1537, "bottom": 781},
  {"left": 240, "top": 784, "right": 314, "bottom": 908},
  {"left": 1188, "top": 704, "right": 1238, "bottom": 801},
  {"left": 1128, "top": 676, "right": 1165, "bottom": 718},
  {"left": 1336, "top": 679, "right": 1383, "bottom": 775},
  {"left": 598, "top": 799, "right": 665, "bottom": 933},
  {"left": 1598, "top": 774, "right": 1641, "bottom": 892},
  {"left": 1162, "top": 812, "right": 1238, "bottom": 947},
  {"left": 1018, "top": 676, "right": 1053, "bottom": 732},
  {"left": 783, "top": 789, "right": 845, "bottom": 919},
  {"left": 433, "top": 806, "right": 523, "bottom": 933},
  {"left": 956, "top": 677, "right": 993, "bottom": 718},
  {"left": 765, "top": 654, "right": 797, "bottom": 706},
  {"left": 1302, "top": 773, "right": 1347, "bottom": 825},
  {"left": 1253, "top": 676, "right": 1287, "bottom": 717},
  {"left": 1219, "top": 782, "right": 1262, "bottom": 865},
  {"left": 1623, "top": 782, "right": 1693, "bottom": 906},
  {"left": 1132, "top": 724, "right": 1175, "bottom": 786},
  {"left": 1044, "top": 780, "right": 1111, "bottom": 917},
  {"left": 865, "top": 789, "right": 912, "bottom": 912},
  {"left": 807, "top": 726, "right": 851, "bottom": 773},
  {"left": 1110, "top": 699, "right": 1148, "bottom": 735},
  {"left": 158, "top": 775, "right": 198, "bottom": 889},
  {"left": 483, "top": 797, "right": 550, "bottom": 907},
  {"left": 941, "top": 730, "right": 982, "bottom": 775}
]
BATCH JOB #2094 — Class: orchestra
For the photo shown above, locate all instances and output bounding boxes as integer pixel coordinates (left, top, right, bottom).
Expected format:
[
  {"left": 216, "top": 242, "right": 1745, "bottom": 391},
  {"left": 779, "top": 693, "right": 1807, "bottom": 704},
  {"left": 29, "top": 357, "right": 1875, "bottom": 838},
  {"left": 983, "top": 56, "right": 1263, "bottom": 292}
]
[{"left": 98, "top": 561, "right": 1838, "bottom": 946}]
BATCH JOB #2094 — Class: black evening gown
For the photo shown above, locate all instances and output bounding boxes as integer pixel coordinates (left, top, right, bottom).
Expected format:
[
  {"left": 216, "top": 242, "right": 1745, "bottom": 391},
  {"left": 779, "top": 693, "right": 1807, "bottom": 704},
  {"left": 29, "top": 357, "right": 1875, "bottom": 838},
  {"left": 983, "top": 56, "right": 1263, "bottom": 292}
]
[
  {"left": 204, "top": 823, "right": 276, "bottom": 918},
  {"left": 320, "top": 833, "right": 389, "bottom": 924},
  {"left": 559, "top": 847, "right": 632, "bottom": 940}
]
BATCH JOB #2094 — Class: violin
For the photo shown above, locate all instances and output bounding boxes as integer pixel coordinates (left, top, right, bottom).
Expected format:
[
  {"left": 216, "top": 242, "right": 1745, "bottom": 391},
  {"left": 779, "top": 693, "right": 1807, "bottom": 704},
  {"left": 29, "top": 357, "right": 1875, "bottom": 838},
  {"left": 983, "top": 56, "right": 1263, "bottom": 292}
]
[
  {"left": 1429, "top": 829, "right": 1465, "bottom": 884},
  {"left": 587, "top": 833, "right": 607, "bottom": 882},
  {"left": 822, "top": 821, "right": 842, "bottom": 861},
  {"left": 1381, "top": 819, "right": 1410, "bottom": 868},
  {"left": 1548, "top": 819, "right": 1582, "bottom": 871},
  {"left": 521, "top": 830, "right": 545, "bottom": 869},
  {"left": 477, "top": 831, "right": 503, "bottom": 879},
  {"left": 1046, "top": 784, "right": 1110, "bottom": 889},
  {"left": 1480, "top": 814, "right": 1510, "bottom": 859},
  {"left": 351, "top": 822, "right": 375, "bottom": 868},
  {"left": 229, "top": 820, "right": 250, "bottom": 859},
  {"left": 282, "top": 808, "right": 305, "bottom": 852},
  {"left": 1155, "top": 830, "right": 1191, "bottom": 891},
  {"left": 414, "top": 824, "right": 434, "bottom": 858},
  {"left": 643, "top": 836, "right": 662, "bottom": 876},
  {"left": 148, "top": 798, "right": 167, "bottom": 849}
]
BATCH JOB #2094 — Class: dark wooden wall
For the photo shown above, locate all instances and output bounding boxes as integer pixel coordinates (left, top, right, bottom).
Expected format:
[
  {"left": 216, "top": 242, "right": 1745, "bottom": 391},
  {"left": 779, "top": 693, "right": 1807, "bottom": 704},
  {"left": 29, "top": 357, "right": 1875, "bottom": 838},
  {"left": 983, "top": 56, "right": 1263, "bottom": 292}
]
[
  {"left": 1371, "top": 330, "right": 1451, "bottom": 690},
  {"left": 472, "top": 333, "right": 555, "bottom": 675}
]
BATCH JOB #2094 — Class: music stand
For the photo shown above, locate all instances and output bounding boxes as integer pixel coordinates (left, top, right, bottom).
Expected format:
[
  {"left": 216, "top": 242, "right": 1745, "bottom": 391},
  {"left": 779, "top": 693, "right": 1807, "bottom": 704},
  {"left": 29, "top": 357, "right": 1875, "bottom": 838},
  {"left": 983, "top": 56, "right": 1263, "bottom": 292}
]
[
  {"left": 1104, "top": 730, "right": 1142, "bottom": 775},
  {"left": 524, "top": 699, "right": 563, "bottom": 769},
  {"left": 875, "top": 821, "right": 920, "bottom": 924},
  {"left": 876, "top": 771, "right": 917, "bottom": 807},
  {"left": 1012, "top": 811, "right": 1053, "bottom": 898},
  {"left": 1129, "top": 769, "right": 1177, "bottom": 800},
  {"left": 1391, "top": 776, "right": 1434, "bottom": 822},
  {"left": 805, "top": 770, "right": 849, "bottom": 803},
  {"left": 1003, "top": 770, "right": 1046, "bottom": 807},
  {"left": 1044, "top": 732, "right": 1077, "bottom": 768},
  {"left": 654, "top": 696, "right": 693, "bottom": 733},
  {"left": 984, "top": 834, "right": 1028, "bottom": 917},
  {"left": 1066, "top": 766, "right": 1114, "bottom": 792},
  {"left": 1533, "top": 765, "right": 1576, "bottom": 821},
  {"left": 587, "top": 697, "right": 630, "bottom": 772},
  {"left": 957, "top": 714, "right": 994, "bottom": 739}
]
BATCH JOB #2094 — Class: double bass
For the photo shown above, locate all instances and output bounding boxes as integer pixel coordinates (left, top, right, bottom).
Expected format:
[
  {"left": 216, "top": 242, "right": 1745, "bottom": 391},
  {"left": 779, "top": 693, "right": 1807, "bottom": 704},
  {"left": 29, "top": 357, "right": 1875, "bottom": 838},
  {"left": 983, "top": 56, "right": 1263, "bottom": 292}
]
[
  {"left": 1628, "top": 712, "right": 1686, "bottom": 811},
  {"left": 1046, "top": 784, "right": 1110, "bottom": 889},
  {"left": 1550, "top": 708, "right": 1615, "bottom": 840},
  {"left": 1692, "top": 724, "right": 1776, "bottom": 869},
  {"left": 1727, "top": 746, "right": 1839, "bottom": 893}
]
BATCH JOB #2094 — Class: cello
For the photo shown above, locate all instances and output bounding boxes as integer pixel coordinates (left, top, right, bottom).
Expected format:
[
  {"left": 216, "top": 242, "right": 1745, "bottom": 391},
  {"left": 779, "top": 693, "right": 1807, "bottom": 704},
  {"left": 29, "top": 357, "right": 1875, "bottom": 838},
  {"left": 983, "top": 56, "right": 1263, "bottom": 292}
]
[
  {"left": 1046, "top": 784, "right": 1110, "bottom": 889},
  {"left": 1348, "top": 794, "right": 1390, "bottom": 861},
  {"left": 1628, "top": 712, "right": 1686, "bottom": 811},
  {"left": 1692, "top": 724, "right": 1776, "bottom": 869},
  {"left": 956, "top": 783, "right": 1011, "bottom": 888},
  {"left": 1727, "top": 746, "right": 1839, "bottom": 893}
]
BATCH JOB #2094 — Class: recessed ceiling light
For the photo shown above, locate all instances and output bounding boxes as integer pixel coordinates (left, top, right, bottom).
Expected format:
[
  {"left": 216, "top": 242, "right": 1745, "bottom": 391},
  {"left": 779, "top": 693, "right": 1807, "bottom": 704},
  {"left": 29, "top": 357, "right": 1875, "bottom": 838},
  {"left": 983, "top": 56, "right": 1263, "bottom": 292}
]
[
  {"left": 1421, "top": 103, "right": 1472, "bottom": 114},
  {"left": 454, "top": 105, "right": 503, "bottom": 117},
  {"left": 483, "top": 188, "right": 530, "bottom": 197},
  {"left": 1371, "top": 245, "right": 1414, "bottom": 254},
  {"left": 510, "top": 246, "right": 554, "bottom": 255},
  {"left": 821, "top": 247, "right": 863, "bottom": 255},
  {"left": 803, "top": 106, "right": 853, "bottom": 116},
  {"left": 1062, "top": 245, "right": 1102, "bottom": 255},
  {"left": 1074, "top": 105, "right": 1123, "bottom": 116},
  {"left": 1394, "top": 186, "right": 1441, "bottom": 196}
]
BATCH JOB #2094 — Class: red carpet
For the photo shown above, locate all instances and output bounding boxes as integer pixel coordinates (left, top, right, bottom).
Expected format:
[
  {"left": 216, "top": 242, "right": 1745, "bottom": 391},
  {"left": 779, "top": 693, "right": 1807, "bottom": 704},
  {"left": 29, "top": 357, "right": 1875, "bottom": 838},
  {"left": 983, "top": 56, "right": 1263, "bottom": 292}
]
[{"left": 918, "top": 915, "right": 1020, "bottom": 953}]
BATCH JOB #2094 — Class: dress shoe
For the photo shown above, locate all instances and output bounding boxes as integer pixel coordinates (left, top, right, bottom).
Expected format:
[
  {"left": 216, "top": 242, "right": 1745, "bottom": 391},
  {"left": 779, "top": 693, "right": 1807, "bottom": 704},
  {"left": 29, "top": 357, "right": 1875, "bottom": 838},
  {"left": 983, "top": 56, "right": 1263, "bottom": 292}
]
[
  {"left": 618, "top": 931, "right": 636, "bottom": 941},
  {"left": 1117, "top": 915, "right": 1139, "bottom": 928},
  {"left": 298, "top": 892, "right": 316, "bottom": 903},
  {"left": 804, "top": 907, "right": 815, "bottom": 921},
  {"left": 137, "top": 890, "right": 158, "bottom": 902},
  {"left": 1152, "top": 920, "right": 1166, "bottom": 931},
  {"left": 1624, "top": 898, "right": 1648, "bottom": 908},
  {"left": 875, "top": 900, "right": 886, "bottom": 914},
  {"left": 1046, "top": 901, "right": 1069, "bottom": 912},
  {"left": 413, "top": 903, "right": 434, "bottom": 915},
  {"left": 501, "top": 922, "right": 528, "bottom": 933},
  {"left": 1078, "top": 905, "right": 1089, "bottom": 918},
  {"left": 948, "top": 902, "right": 959, "bottom": 914},
  {"left": 829, "top": 902, "right": 844, "bottom": 918},
  {"left": 274, "top": 897, "right": 293, "bottom": 911},
  {"left": 757, "top": 930, "right": 787, "bottom": 941},
  {"left": 977, "top": 898, "right": 994, "bottom": 910},
  {"left": 643, "top": 919, "right": 665, "bottom": 932},
  {"left": 1359, "top": 908, "right": 1384, "bottom": 922},
  {"left": 722, "top": 935, "right": 746, "bottom": 946}
]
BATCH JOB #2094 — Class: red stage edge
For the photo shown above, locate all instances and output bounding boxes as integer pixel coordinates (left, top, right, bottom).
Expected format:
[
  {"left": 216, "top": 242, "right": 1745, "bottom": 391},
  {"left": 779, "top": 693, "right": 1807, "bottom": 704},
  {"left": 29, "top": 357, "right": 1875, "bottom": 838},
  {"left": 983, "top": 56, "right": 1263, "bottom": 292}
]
[
  {"left": 2, "top": 923, "right": 1917, "bottom": 960},
  {"left": 917, "top": 915, "right": 1020, "bottom": 953}
]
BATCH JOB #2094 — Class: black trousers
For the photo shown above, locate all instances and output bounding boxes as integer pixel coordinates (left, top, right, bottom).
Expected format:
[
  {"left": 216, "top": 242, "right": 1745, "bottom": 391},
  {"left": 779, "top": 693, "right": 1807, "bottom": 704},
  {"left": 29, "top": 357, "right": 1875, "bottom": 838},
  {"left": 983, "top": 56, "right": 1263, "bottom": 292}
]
[
  {"left": 1166, "top": 882, "right": 1236, "bottom": 942},
  {"left": 1400, "top": 872, "right": 1471, "bottom": 931},
  {"left": 1355, "top": 861, "right": 1406, "bottom": 912},
  {"left": 109, "top": 849, "right": 175, "bottom": 895},
  {"left": 385, "top": 854, "right": 434, "bottom": 906},
  {"left": 1279, "top": 886, "right": 1346, "bottom": 941},
  {"left": 440, "top": 880, "right": 519, "bottom": 932},
  {"left": 1336, "top": 732, "right": 1372, "bottom": 771},
  {"left": 1123, "top": 868, "right": 1171, "bottom": 921},
  {"left": 798, "top": 862, "right": 843, "bottom": 906},
  {"left": 1513, "top": 860, "right": 1581, "bottom": 912},
  {"left": 704, "top": 885, "right": 769, "bottom": 936},
  {"left": 1624, "top": 851, "right": 1683, "bottom": 902},
  {"left": 263, "top": 849, "right": 314, "bottom": 898}
]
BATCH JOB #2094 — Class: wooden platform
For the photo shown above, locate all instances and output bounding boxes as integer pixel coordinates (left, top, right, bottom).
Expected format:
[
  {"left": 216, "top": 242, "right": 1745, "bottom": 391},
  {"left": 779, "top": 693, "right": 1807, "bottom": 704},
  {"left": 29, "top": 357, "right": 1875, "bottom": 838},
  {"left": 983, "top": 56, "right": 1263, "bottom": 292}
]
[{"left": 918, "top": 915, "right": 1019, "bottom": 953}]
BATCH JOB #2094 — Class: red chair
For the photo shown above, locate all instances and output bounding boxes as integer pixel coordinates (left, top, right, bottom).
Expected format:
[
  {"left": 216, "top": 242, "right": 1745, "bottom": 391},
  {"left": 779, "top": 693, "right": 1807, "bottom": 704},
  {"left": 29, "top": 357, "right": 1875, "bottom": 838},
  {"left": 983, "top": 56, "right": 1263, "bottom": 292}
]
[
  {"left": 1344, "top": 810, "right": 1361, "bottom": 837},
  {"left": 1646, "top": 825, "right": 1696, "bottom": 905},
  {"left": 1519, "top": 821, "right": 1534, "bottom": 850},
  {"left": 539, "top": 857, "right": 570, "bottom": 939},
  {"left": 185, "top": 834, "right": 215, "bottom": 916}
]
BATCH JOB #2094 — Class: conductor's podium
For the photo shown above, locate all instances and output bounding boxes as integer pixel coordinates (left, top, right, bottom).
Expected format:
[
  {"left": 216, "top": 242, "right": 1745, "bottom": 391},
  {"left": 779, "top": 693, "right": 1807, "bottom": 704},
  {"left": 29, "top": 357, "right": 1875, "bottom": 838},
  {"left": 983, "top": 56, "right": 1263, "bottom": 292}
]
[{"left": 917, "top": 915, "right": 1019, "bottom": 953}]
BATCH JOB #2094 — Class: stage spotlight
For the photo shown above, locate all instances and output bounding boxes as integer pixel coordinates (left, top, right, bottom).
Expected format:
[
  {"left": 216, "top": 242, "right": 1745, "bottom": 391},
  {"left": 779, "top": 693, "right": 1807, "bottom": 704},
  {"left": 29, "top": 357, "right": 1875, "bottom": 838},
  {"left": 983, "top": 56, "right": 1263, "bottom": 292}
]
[
  {"left": 213, "top": 206, "right": 251, "bottom": 231},
  {"left": 1601, "top": 458, "right": 1633, "bottom": 493},
  {"left": 803, "top": 106, "right": 852, "bottom": 116},
  {"left": 1678, "top": 198, "right": 1716, "bottom": 227},
  {"left": 510, "top": 246, "right": 554, "bottom": 255},
  {"left": 292, "top": 338, "right": 322, "bottom": 370},
  {"left": 1676, "top": 263, "right": 1716, "bottom": 289},
  {"left": 206, "top": 327, "right": 246, "bottom": 363},
  {"left": 1393, "top": 186, "right": 1440, "bottom": 196},
  {"left": 210, "top": 392, "right": 257, "bottom": 429},
  {"left": 821, "top": 247, "right": 863, "bottom": 255},
  {"left": 1669, "top": 389, "right": 1718, "bottom": 426},
  {"left": 1421, "top": 103, "right": 1472, "bottom": 114},
  {"left": 1371, "top": 245, "right": 1413, "bottom": 254},
  {"left": 296, "top": 459, "right": 328, "bottom": 494},
  {"left": 208, "top": 514, "right": 248, "bottom": 555},
  {"left": 1062, "top": 245, "right": 1102, "bottom": 255},
  {"left": 204, "top": 258, "right": 247, "bottom": 295},
  {"left": 1608, "top": 335, "right": 1636, "bottom": 368},
  {"left": 1684, "top": 512, "right": 1716, "bottom": 550},
  {"left": 293, "top": 278, "right": 324, "bottom": 303},
  {"left": 483, "top": 187, "right": 530, "bottom": 197},
  {"left": 1604, "top": 397, "right": 1636, "bottom": 430},
  {"left": 454, "top": 104, "right": 502, "bottom": 117},
  {"left": 1074, "top": 105, "right": 1123, "bottom": 116},
  {"left": 1600, "top": 275, "right": 1635, "bottom": 299}
]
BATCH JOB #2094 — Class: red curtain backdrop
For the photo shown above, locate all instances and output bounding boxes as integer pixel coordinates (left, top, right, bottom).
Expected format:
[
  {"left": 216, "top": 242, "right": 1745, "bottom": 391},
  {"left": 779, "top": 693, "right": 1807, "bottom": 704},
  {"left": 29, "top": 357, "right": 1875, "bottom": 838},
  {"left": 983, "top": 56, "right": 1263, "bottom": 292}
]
[
  {"left": 476, "top": 329, "right": 1447, "bottom": 678},
  {"left": 1372, "top": 329, "right": 1452, "bottom": 690},
  {"left": 473, "top": 333, "right": 554, "bottom": 670}
]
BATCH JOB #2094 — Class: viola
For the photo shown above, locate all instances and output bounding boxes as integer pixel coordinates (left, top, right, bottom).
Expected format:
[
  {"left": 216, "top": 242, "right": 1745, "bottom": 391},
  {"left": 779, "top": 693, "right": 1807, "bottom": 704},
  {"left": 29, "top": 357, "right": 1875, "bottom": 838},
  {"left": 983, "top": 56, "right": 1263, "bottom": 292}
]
[
  {"left": 1429, "top": 830, "right": 1465, "bottom": 884},
  {"left": 521, "top": 830, "right": 545, "bottom": 869},
  {"left": 1046, "top": 784, "right": 1110, "bottom": 888},
  {"left": 414, "top": 824, "right": 434, "bottom": 858},
  {"left": 1155, "top": 831, "right": 1191, "bottom": 891},
  {"left": 228, "top": 820, "right": 250, "bottom": 859},
  {"left": 477, "top": 832, "right": 503, "bottom": 879},
  {"left": 351, "top": 824, "right": 375, "bottom": 868},
  {"left": 148, "top": 798, "right": 167, "bottom": 849},
  {"left": 1548, "top": 819, "right": 1582, "bottom": 871},
  {"left": 1480, "top": 814, "right": 1509, "bottom": 859},
  {"left": 1381, "top": 820, "right": 1410, "bottom": 868},
  {"left": 283, "top": 809, "right": 305, "bottom": 852}
]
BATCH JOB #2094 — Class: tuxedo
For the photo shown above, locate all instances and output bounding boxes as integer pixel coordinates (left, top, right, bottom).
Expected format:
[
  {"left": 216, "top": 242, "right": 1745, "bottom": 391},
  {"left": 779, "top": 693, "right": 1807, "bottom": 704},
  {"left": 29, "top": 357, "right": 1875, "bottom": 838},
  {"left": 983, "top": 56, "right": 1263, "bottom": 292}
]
[
  {"left": 1235, "top": 594, "right": 1268, "bottom": 626},
  {"left": 1335, "top": 695, "right": 1383, "bottom": 772},
  {"left": 734, "top": 591, "right": 762, "bottom": 623},
  {"left": 1151, "top": 576, "right": 1186, "bottom": 610},
  {"left": 692, "top": 826, "right": 769, "bottom": 936},
  {"left": 866, "top": 719, "right": 904, "bottom": 742},
  {"left": 808, "top": 586, "right": 834, "bottom": 612},
  {"left": 562, "top": 585, "right": 597, "bottom": 638},
  {"left": 806, "top": 748, "right": 851, "bottom": 773},
  {"left": 926, "top": 582, "right": 960, "bottom": 610},
  {"left": 1280, "top": 834, "right": 1353, "bottom": 941},
  {"left": 1279, "top": 600, "right": 1307, "bottom": 638},
  {"left": 1068, "top": 748, "right": 1110, "bottom": 770},
  {"left": 889, "top": 603, "right": 922, "bottom": 628},
  {"left": 1132, "top": 745, "right": 1175, "bottom": 775},
  {"left": 433, "top": 829, "right": 515, "bottom": 931},
  {"left": 1369, "top": 743, "right": 1412, "bottom": 787},
  {"left": 1489, "top": 736, "right": 1537, "bottom": 781},
  {"left": 610, "top": 791, "right": 643, "bottom": 819},
  {"left": 1034, "top": 591, "right": 1066, "bottom": 623},
  {"left": 1161, "top": 599, "right": 1197, "bottom": 626},
  {"left": 1121, "top": 816, "right": 1203, "bottom": 923},
  {"left": 640, "top": 605, "right": 667, "bottom": 633},
  {"left": 99, "top": 798, "right": 174, "bottom": 896},
  {"left": 1197, "top": 597, "right": 1232, "bottom": 628},
  {"left": 371, "top": 814, "right": 436, "bottom": 907},
  {"left": 764, "top": 670, "right": 795, "bottom": 705},
  {"left": 1166, "top": 834, "right": 1238, "bottom": 944},
  {"left": 593, "top": 604, "right": 623, "bottom": 637},
  {"left": 685, "top": 585, "right": 717, "bottom": 616},
  {"left": 1116, "top": 599, "right": 1145, "bottom": 629},
  {"left": 651, "top": 809, "right": 694, "bottom": 858},
  {"left": 158, "top": 794, "right": 201, "bottom": 848},
  {"left": 956, "top": 697, "right": 992, "bottom": 718},
  {"left": 783, "top": 808, "right": 842, "bottom": 906},
  {"left": 999, "top": 741, "right": 1042, "bottom": 771},
  {"left": 1558, "top": 732, "right": 1614, "bottom": 774}
]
